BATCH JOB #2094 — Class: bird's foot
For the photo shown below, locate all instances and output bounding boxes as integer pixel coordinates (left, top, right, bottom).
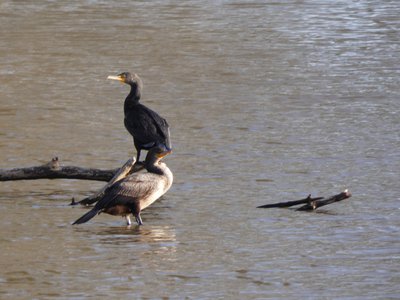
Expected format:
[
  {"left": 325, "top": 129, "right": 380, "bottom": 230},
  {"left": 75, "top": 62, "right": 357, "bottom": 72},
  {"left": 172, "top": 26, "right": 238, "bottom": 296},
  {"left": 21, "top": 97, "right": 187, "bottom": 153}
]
[{"left": 135, "top": 214, "right": 143, "bottom": 226}]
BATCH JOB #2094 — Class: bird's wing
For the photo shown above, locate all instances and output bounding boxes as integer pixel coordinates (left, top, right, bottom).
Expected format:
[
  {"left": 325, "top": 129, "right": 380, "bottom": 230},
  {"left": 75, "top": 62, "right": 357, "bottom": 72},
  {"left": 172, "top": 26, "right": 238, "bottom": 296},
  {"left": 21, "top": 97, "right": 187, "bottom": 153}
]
[
  {"left": 94, "top": 173, "right": 161, "bottom": 209},
  {"left": 125, "top": 105, "right": 170, "bottom": 147},
  {"left": 142, "top": 106, "right": 171, "bottom": 149}
]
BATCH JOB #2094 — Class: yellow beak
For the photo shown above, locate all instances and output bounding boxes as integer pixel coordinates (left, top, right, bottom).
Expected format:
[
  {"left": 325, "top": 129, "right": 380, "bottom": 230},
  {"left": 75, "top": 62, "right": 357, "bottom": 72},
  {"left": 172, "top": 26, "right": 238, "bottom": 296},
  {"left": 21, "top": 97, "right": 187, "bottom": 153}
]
[{"left": 107, "top": 75, "right": 124, "bottom": 82}]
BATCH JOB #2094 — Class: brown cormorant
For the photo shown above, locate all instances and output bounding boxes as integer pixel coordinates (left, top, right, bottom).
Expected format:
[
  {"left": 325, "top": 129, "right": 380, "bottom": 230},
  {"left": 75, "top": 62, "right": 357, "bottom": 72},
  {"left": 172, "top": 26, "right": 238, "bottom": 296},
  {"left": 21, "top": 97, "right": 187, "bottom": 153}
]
[
  {"left": 72, "top": 146, "right": 173, "bottom": 226},
  {"left": 107, "top": 72, "right": 171, "bottom": 162}
]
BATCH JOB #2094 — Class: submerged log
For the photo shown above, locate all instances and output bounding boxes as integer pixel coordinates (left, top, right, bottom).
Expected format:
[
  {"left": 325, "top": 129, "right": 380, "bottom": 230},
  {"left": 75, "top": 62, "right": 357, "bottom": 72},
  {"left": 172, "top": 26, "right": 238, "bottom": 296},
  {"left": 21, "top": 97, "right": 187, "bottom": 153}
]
[
  {"left": 0, "top": 157, "right": 117, "bottom": 182},
  {"left": 296, "top": 190, "right": 351, "bottom": 211},
  {"left": 0, "top": 156, "right": 145, "bottom": 206},
  {"left": 257, "top": 190, "right": 351, "bottom": 211},
  {"left": 257, "top": 194, "right": 324, "bottom": 208}
]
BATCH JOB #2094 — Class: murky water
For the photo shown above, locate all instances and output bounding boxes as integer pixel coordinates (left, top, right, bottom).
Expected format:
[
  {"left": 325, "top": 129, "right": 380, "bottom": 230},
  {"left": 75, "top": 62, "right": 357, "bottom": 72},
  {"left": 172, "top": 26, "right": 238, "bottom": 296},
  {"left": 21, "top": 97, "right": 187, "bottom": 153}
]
[{"left": 1, "top": 0, "right": 399, "bottom": 298}]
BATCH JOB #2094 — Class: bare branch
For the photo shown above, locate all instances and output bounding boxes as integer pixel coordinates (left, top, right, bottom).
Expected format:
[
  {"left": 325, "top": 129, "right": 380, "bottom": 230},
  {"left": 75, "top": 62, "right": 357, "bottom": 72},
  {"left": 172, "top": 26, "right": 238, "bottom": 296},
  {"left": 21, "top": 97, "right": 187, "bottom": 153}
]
[
  {"left": 0, "top": 157, "right": 117, "bottom": 182},
  {"left": 257, "top": 194, "right": 324, "bottom": 208},
  {"left": 257, "top": 190, "right": 352, "bottom": 211},
  {"left": 1, "top": 156, "right": 146, "bottom": 207},
  {"left": 296, "top": 190, "right": 351, "bottom": 211}
]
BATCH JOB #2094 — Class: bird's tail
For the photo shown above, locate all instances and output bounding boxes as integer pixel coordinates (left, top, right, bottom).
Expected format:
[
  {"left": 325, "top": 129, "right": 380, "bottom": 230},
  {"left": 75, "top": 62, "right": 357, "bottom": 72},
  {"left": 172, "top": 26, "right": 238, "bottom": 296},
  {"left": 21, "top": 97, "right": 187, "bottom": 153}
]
[{"left": 72, "top": 208, "right": 99, "bottom": 225}]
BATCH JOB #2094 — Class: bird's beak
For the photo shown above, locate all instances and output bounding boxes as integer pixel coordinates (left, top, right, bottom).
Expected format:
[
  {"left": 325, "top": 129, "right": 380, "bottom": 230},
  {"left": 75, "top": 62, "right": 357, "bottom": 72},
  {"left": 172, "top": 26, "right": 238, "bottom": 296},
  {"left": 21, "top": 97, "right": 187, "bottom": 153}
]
[{"left": 107, "top": 75, "right": 124, "bottom": 82}]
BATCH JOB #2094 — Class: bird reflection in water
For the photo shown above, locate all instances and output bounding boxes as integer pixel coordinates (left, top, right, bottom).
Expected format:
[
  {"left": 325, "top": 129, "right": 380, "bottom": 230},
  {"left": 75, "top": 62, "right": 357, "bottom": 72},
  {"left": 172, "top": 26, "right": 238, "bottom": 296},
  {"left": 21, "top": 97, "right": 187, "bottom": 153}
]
[{"left": 75, "top": 225, "right": 177, "bottom": 246}]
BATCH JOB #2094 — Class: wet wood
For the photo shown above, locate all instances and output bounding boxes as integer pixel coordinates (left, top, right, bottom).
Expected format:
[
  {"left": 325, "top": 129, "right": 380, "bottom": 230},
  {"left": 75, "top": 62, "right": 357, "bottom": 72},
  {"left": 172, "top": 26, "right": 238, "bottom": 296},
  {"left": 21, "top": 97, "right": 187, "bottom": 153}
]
[
  {"left": 0, "top": 157, "right": 145, "bottom": 183},
  {"left": 0, "top": 157, "right": 118, "bottom": 182},
  {"left": 257, "top": 195, "right": 324, "bottom": 208},
  {"left": 0, "top": 156, "right": 146, "bottom": 206},
  {"left": 257, "top": 190, "right": 351, "bottom": 211},
  {"left": 296, "top": 190, "right": 351, "bottom": 211}
]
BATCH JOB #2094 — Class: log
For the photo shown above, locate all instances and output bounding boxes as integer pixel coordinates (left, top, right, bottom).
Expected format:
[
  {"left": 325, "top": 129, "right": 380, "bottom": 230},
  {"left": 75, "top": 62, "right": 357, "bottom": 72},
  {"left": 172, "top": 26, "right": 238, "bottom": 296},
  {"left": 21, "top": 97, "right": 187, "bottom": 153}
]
[
  {"left": 257, "top": 194, "right": 324, "bottom": 208},
  {"left": 257, "top": 190, "right": 351, "bottom": 211},
  {"left": 0, "top": 157, "right": 118, "bottom": 182},
  {"left": 296, "top": 190, "right": 351, "bottom": 211},
  {"left": 0, "top": 156, "right": 145, "bottom": 206}
]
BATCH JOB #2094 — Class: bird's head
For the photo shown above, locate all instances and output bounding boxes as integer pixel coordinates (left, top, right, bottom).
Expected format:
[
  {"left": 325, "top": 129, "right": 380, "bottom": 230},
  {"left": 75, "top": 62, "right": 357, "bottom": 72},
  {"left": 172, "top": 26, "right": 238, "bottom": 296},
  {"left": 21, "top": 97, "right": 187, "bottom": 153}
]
[
  {"left": 146, "top": 145, "right": 172, "bottom": 164},
  {"left": 107, "top": 72, "right": 143, "bottom": 89}
]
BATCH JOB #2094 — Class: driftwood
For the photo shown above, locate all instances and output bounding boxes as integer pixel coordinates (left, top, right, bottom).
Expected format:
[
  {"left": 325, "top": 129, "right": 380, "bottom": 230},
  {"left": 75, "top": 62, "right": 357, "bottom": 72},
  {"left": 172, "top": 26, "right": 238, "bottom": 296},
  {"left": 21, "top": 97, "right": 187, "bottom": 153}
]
[
  {"left": 257, "top": 190, "right": 351, "bottom": 211},
  {"left": 0, "top": 157, "right": 117, "bottom": 182},
  {"left": 0, "top": 156, "right": 145, "bottom": 206}
]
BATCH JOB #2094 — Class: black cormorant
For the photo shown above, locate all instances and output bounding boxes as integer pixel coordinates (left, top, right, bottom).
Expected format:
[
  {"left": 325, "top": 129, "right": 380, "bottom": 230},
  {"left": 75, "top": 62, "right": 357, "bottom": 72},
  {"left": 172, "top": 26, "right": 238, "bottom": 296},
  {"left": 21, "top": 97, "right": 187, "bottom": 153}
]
[
  {"left": 72, "top": 146, "right": 173, "bottom": 226},
  {"left": 107, "top": 72, "right": 171, "bottom": 162}
]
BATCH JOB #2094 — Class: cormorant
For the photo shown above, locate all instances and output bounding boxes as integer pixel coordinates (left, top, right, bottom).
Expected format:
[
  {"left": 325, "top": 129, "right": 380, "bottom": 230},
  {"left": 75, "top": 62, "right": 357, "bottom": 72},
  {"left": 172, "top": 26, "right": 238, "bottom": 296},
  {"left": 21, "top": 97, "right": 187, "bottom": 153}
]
[
  {"left": 72, "top": 146, "right": 173, "bottom": 226},
  {"left": 107, "top": 72, "right": 171, "bottom": 163}
]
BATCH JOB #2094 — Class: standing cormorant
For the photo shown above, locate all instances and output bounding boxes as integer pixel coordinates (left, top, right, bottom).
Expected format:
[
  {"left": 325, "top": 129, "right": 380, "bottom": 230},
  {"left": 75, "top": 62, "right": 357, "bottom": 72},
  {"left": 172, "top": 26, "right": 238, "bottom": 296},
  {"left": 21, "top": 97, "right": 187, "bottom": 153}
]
[
  {"left": 107, "top": 72, "right": 171, "bottom": 163},
  {"left": 72, "top": 146, "right": 173, "bottom": 226}
]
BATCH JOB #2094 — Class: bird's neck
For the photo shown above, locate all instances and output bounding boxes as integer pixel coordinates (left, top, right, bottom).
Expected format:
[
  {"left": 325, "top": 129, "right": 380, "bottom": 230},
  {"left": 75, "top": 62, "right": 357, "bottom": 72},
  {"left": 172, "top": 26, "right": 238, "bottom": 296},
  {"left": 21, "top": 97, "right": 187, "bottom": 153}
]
[
  {"left": 146, "top": 160, "right": 172, "bottom": 178},
  {"left": 125, "top": 84, "right": 141, "bottom": 106},
  {"left": 146, "top": 162, "right": 173, "bottom": 188},
  {"left": 145, "top": 161, "right": 165, "bottom": 175}
]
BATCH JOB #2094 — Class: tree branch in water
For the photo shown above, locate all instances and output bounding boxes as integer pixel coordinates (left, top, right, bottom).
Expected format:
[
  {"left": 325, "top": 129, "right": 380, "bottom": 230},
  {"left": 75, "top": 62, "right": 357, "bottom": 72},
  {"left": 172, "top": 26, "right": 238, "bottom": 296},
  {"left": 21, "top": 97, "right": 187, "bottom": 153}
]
[
  {"left": 257, "top": 190, "right": 351, "bottom": 211},
  {"left": 0, "top": 157, "right": 145, "bottom": 206},
  {"left": 0, "top": 157, "right": 119, "bottom": 182}
]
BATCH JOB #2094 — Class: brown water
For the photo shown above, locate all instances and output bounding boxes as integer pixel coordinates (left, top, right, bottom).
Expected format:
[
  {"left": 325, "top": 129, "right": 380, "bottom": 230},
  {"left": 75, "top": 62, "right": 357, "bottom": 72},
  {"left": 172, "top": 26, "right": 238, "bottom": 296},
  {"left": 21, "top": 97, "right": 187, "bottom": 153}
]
[{"left": 1, "top": 0, "right": 399, "bottom": 298}]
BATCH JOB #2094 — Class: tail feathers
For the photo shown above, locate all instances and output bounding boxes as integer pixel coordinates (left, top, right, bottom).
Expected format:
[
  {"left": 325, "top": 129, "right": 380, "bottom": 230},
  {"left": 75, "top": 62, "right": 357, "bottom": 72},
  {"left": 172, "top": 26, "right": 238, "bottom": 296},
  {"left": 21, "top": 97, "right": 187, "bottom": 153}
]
[{"left": 72, "top": 208, "right": 100, "bottom": 225}]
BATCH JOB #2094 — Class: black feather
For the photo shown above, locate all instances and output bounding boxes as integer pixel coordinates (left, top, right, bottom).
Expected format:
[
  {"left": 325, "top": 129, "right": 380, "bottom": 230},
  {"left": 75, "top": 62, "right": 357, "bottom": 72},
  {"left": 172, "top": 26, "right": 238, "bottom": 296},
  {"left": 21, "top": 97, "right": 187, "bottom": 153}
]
[{"left": 72, "top": 208, "right": 100, "bottom": 225}]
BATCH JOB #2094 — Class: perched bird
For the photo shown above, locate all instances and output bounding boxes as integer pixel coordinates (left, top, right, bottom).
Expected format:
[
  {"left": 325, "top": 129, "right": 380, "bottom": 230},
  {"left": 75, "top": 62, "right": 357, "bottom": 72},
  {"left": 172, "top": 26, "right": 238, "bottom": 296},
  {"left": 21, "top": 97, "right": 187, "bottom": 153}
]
[
  {"left": 72, "top": 146, "right": 173, "bottom": 226},
  {"left": 107, "top": 72, "right": 171, "bottom": 163}
]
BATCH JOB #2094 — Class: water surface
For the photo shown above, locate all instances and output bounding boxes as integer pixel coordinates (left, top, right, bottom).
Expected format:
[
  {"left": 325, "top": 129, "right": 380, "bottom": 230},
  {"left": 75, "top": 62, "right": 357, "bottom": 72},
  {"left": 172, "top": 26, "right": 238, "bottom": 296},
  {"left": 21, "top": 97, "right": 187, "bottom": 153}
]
[{"left": 0, "top": 0, "right": 399, "bottom": 298}]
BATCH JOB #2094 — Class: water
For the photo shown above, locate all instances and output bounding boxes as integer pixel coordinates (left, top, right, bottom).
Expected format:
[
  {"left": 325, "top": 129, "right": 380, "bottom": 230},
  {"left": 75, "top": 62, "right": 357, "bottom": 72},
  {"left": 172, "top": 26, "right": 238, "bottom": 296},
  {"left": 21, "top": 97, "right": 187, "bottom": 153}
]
[{"left": 1, "top": 0, "right": 399, "bottom": 298}]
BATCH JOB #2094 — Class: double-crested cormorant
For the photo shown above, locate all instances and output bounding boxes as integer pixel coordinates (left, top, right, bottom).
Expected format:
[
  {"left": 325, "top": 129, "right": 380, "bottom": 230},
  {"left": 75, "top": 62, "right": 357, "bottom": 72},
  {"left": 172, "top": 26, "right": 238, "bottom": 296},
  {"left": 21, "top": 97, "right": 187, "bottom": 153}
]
[
  {"left": 72, "top": 146, "right": 173, "bottom": 226},
  {"left": 107, "top": 72, "right": 171, "bottom": 163}
]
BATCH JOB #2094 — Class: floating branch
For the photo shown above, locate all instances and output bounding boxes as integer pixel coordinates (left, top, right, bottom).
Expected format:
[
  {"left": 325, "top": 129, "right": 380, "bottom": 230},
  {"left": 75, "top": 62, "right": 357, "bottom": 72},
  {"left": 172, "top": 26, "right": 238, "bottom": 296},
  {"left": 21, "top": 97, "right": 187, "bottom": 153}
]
[
  {"left": 257, "top": 190, "right": 351, "bottom": 211},
  {"left": 296, "top": 190, "right": 351, "bottom": 211},
  {"left": 0, "top": 156, "right": 145, "bottom": 206},
  {"left": 0, "top": 157, "right": 118, "bottom": 182},
  {"left": 257, "top": 195, "right": 324, "bottom": 208}
]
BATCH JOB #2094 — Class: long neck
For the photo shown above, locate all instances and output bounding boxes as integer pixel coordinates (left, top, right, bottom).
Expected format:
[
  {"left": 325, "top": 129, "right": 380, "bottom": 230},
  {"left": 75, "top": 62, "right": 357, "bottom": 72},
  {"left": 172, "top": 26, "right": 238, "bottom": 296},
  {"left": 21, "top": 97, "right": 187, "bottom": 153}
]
[
  {"left": 146, "top": 161, "right": 173, "bottom": 189},
  {"left": 125, "top": 82, "right": 141, "bottom": 108},
  {"left": 145, "top": 161, "right": 165, "bottom": 175},
  {"left": 144, "top": 160, "right": 173, "bottom": 193}
]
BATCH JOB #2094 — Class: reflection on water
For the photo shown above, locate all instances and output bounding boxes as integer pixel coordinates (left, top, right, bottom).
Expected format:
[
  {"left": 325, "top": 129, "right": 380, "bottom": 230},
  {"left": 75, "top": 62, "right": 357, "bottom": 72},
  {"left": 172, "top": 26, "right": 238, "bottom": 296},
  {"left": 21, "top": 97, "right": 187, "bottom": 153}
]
[
  {"left": 0, "top": 0, "right": 399, "bottom": 298},
  {"left": 75, "top": 224, "right": 177, "bottom": 246}
]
